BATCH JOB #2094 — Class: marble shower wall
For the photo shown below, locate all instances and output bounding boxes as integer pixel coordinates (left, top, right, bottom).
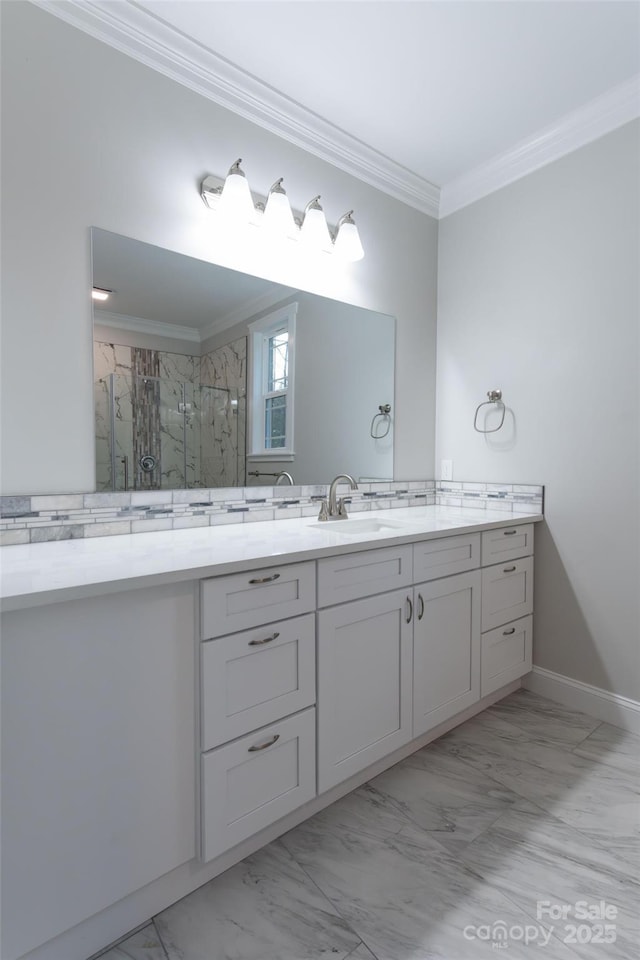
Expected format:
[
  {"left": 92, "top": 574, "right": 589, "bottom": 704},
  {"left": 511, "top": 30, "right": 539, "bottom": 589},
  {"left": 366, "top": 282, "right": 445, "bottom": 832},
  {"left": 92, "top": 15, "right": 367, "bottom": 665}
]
[
  {"left": 200, "top": 337, "right": 246, "bottom": 488},
  {"left": 94, "top": 338, "right": 247, "bottom": 491}
]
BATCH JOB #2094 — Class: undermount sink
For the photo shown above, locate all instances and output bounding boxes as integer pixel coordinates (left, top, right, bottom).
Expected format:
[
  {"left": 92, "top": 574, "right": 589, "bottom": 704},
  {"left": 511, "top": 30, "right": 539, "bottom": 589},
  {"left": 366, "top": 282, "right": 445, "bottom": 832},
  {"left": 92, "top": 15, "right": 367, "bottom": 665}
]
[{"left": 310, "top": 517, "right": 412, "bottom": 536}]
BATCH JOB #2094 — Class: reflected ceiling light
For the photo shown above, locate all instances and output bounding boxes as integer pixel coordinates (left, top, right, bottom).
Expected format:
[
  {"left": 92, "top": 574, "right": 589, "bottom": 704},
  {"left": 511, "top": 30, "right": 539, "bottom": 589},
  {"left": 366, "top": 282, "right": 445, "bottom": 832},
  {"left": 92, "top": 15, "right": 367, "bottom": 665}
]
[
  {"left": 92, "top": 287, "right": 112, "bottom": 301},
  {"left": 263, "top": 178, "right": 296, "bottom": 235},
  {"left": 333, "top": 211, "right": 365, "bottom": 262},
  {"left": 200, "top": 161, "right": 364, "bottom": 261}
]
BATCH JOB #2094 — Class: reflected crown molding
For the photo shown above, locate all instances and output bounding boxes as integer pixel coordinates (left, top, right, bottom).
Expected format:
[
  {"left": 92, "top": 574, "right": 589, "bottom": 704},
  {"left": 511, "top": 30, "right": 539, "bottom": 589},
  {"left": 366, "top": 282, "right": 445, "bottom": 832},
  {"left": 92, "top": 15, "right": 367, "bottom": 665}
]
[
  {"left": 96, "top": 311, "right": 201, "bottom": 343},
  {"left": 32, "top": 0, "right": 441, "bottom": 217}
]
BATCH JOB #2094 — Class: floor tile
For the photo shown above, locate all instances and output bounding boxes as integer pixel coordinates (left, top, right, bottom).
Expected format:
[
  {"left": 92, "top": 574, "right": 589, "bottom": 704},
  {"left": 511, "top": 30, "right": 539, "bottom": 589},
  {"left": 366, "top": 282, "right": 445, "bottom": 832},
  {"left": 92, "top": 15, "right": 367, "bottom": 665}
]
[
  {"left": 457, "top": 803, "right": 640, "bottom": 959},
  {"left": 370, "top": 748, "right": 536, "bottom": 853},
  {"left": 572, "top": 722, "right": 640, "bottom": 777},
  {"left": 484, "top": 690, "right": 601, "bottom": 749},
  {"left": 96, "top": 924, "right": 168, "bottom": 960},
  {"left": 281, "top": 816, "right": 581, "bottom": 959},
  {"left": 154, "top": 839, "right": 361, "bottom": 960}
]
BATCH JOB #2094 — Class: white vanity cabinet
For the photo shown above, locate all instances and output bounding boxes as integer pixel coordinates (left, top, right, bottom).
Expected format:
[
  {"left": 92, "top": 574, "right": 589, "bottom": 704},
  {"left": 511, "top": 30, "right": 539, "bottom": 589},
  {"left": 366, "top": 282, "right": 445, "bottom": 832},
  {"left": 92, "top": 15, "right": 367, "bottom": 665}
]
[
  {"left": 480, "top": 525, "right": 534, "bottom": 696},
  {"left": 199, "top": 563, "right": 317, "bottom": 862},
  {"left": 0, "top": 583, "right": 197, "bottom": 960}
]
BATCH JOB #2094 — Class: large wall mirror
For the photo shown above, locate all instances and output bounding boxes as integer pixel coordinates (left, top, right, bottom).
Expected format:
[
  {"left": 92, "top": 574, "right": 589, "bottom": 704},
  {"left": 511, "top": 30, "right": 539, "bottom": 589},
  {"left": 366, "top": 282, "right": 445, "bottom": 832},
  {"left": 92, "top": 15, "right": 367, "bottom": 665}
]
[{"left": 92, "top": 228, "right": 395, "bottom": 491}]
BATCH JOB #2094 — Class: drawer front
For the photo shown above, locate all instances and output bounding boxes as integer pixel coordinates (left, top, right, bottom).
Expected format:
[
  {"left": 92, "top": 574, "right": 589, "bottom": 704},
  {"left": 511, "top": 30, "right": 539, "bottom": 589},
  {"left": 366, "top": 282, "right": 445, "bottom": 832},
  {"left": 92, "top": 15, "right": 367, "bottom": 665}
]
[
  {"left": 481, "top": 524, "right": 534, "bottom": 565},
  {"left": 317, "top": 544, "right": 413, "bottom": 607},
  {"left": 481, "top": 557, "right": 534, "bottom": 631},
  {"left": 201, "top": 614, "right": 316, "bottom": 750},
  {"left": 200, "top": 561, "right": 316, "bottom": 639},
  {"left": 413, "top": 533, "right": 480, "bottom": 582},
  {"left": 481, "top": 615, "right": 533, "bottom": 697},
  {"left": 200, "top": 708, "right": 316, "bottom": 863}
]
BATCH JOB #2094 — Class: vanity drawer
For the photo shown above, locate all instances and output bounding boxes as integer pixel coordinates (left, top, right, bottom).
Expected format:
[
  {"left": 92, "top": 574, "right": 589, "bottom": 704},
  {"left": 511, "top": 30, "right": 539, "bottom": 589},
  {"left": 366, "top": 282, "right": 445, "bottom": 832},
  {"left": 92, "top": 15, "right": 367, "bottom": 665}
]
[
  {"left": 413, "top": 533, "right": 480, "bottom": 582},
  {"left": 481, "top": 524, "right": 534, "bottom": 565},
  {"left": 200, "top": 561, "right": 316, "bottom": 639},
  {"left": 201, "top": 614, "right": 316, "bottom": 750},
  {"left": 200, "top": 707, "right": 316, "bottom": 862},
  {"left": 317, "top": 544, "right": 413, "bottom": 607},
  {"left": 481, "top": 557, "right": 534, "bottom": 631},
  {"left": 481, "top": 615, "right": 533, "bottom": 697}
]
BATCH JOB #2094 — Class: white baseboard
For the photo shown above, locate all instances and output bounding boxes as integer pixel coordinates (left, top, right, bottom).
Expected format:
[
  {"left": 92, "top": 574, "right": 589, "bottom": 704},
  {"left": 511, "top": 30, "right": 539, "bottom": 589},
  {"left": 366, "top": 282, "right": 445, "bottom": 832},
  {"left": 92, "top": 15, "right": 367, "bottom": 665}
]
[{"left": 524, "top": 667, "right": 640, "bottom": 735}]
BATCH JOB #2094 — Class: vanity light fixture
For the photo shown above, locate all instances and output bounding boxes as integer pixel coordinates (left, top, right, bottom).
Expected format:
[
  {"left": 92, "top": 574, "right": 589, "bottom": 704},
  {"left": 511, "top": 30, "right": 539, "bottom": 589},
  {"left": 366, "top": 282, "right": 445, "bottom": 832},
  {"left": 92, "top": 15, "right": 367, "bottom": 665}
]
[
  {"left": 92, "top": 287, "right": 113, "bottom": 301},
  {"left": 200, "top": 161, "right": 364, "bottom": 261}
]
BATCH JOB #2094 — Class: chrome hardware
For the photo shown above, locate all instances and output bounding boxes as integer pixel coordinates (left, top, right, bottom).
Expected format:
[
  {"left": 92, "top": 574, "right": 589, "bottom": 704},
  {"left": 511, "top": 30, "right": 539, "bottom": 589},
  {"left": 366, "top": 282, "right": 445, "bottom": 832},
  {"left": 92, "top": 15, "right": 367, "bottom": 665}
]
[
  {"left": 248, "top": 573, "right": 281, "bottom": 584},
  {"left": 370, "top": 403, "right": 392, "bottom": 439},
  {"left": 503, "top": 529, "right": 518, "bottom": 536},
  {"left": 120, "top": 455, "right": 129, "bottom": 491},
  {"left": 473, "top": 389, "right": 506, "bottom": 434},
  {"left": 248, "top": 470, "right": 294, "bottom": 484},
  {"left": 417, "top": 593, "right": 425, "bottom": 621},
  {"left": 275, "top": 472, "right": 294, "bottom": 485},
  {"left": 406, "top": 596, "right": 413, "bottom": 624},
  {"left": 317, "top": 499, "right": 329, "bottom": 521},
  {"left": 326, "top": 474, "right": 358, "bottom": 519},
  {"left": 249, "top": 631, "right": 280, "bottom": 646},
  {"left": 139, "top": 454, "right": 157, "bottom": 473},
  {"left": 248, "top": 734, "right": 280, "bottom": 752},
  {"left": 503, "top": 565, "right": 517, "bottom": 573},
  {"left": 503, "top": 627, "right": 516, "bottom": 636}
]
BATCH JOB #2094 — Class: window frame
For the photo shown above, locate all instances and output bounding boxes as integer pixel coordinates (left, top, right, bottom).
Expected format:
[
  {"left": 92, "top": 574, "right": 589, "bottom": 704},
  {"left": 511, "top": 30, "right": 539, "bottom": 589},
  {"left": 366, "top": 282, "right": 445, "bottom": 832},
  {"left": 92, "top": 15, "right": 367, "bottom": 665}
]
[{"left": 247, "top": 302, "right": 297, "bottom": 460}]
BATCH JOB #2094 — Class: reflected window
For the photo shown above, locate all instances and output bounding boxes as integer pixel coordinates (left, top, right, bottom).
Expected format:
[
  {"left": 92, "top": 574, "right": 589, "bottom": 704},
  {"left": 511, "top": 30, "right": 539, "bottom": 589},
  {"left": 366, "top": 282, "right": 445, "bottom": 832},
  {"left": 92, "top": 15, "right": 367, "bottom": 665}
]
[{"left": 248, "top": 303, "right": 297, "bottom": 457}]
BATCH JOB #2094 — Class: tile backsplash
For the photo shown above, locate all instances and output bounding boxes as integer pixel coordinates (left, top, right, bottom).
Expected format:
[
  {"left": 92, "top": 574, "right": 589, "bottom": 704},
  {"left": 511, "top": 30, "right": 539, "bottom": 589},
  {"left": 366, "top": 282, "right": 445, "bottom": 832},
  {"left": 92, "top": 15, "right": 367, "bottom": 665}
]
[{"left": 0, "top": 481, "right": 543, "bottom": 546}]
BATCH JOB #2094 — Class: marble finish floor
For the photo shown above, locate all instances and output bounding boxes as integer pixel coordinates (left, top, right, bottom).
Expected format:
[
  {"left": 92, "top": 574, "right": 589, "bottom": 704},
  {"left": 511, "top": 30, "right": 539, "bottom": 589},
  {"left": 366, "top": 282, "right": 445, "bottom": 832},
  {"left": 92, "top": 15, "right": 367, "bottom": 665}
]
[{"left": 97, "top": 690, "right": 639, "bottom": 960}]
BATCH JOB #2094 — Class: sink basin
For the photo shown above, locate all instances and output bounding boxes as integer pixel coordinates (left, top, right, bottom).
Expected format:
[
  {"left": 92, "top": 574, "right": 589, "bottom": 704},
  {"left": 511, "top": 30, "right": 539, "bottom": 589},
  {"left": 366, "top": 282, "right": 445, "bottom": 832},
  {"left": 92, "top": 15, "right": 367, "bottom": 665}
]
[{"left": 310, "top": 517, "right": 411, "bottom": 536}]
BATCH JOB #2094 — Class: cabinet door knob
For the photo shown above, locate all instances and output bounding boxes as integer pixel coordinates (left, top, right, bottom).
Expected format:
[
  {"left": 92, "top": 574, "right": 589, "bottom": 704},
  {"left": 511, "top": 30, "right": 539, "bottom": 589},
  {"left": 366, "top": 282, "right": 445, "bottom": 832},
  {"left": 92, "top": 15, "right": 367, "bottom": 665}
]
[
  {"left": 248, "top": 631, "right": 280, "bottom": 646},
  {"left": 503, "top": 627, "right": 516, "bottom": 635},
  {"left": 248, "top": 573, "right": 281, "bottom": 584},
  {"left": 417, "top": 593, "right": 425, "bottom": 621},
  {"left": 503, "top": 565, "right": 517, "bottom": 573},
  {"left": 248, "top": 734, "right": 280, "bottom": 752},
  {"left": 406, "top": 596, "right": 413, "bottom": 623}
]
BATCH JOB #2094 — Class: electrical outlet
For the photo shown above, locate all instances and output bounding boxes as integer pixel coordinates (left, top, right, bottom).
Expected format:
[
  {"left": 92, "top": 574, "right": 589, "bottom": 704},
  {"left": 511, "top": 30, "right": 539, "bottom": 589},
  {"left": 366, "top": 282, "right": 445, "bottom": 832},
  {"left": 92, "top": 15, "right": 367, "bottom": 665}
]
[{"left": 441, "top": 460, "right": 453, "bottom": 481}]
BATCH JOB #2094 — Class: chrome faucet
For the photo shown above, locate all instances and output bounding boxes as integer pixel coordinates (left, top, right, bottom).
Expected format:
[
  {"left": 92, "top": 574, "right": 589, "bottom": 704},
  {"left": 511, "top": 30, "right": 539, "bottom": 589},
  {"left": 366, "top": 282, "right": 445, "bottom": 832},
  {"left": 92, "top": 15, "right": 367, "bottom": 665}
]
[
  {"left": 319, "top": 474, "right": 359, "bottom": 520},
  {"left": 275, "top": 471, "right": 294, "bottom": 485}
]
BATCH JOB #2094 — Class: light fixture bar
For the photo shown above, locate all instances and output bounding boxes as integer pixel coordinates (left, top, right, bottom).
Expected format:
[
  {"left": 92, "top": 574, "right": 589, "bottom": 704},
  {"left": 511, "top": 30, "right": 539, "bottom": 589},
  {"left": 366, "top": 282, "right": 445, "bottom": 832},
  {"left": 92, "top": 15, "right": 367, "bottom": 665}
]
[{"left": 200, "top": 165, "right": 364, "bottom": 260}]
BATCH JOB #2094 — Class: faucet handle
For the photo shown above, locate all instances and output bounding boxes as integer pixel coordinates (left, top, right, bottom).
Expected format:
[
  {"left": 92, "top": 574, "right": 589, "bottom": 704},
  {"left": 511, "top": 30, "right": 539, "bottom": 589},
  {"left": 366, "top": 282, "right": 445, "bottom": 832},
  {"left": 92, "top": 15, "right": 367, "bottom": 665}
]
[
  {"left": 337, "top": 497, "right": 349, "bottom": 518},
  {"left": 317, "top": 499, "right": 329, "bottom": 521}
]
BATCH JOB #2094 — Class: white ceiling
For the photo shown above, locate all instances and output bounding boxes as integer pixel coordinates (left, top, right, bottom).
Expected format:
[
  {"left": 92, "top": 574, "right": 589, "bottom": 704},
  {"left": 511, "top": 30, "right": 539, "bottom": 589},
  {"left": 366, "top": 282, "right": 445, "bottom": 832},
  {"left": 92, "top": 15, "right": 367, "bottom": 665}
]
[
  {"left": 135, "top": 0, "right": 640, "bottom": 186},
  {"left": 37, "top": 0, "right": 640, "bottom": 214}
]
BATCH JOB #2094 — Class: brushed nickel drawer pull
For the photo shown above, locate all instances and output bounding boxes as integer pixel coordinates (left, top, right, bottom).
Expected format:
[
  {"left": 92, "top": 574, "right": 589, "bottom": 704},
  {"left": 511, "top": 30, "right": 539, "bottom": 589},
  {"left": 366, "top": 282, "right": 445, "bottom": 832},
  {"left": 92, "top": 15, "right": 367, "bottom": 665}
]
[
  {"left": 248, "top": 573, "right": 281, "bottom": 584},
  {"left": 406, "top": 596, "right": 413, "bottom": 624},
  {"left": 503, "top": 627, "right": 516, "bottom": 635},
  {"left": 248, "top": 734, "right": 280, "bottom": 752},
  {"left": 503, "top": 565, "right": 517, "bottom": 573},
  {"left": 417, "top": 593, "right": 425, "bottom": 621},
  {"left": 503, "top": 529, "right": 518, "bottom": 536},
  {"left": 248, "top": 631, "right": 280, "bottom": 647}
]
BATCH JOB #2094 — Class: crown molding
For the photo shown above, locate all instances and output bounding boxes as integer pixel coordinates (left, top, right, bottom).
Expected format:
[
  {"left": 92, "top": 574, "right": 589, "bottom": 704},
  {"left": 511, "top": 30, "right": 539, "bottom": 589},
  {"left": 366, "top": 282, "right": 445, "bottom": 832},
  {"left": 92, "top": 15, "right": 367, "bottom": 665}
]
[
  {"left": 200, "top": 287, "right": 295, "bottom": 344},
  {"left": 97, "top": 311, "right": 201, "bottom": 342},
  {"left": 31, "top": 0, "right": 440, "bottom": 217},
  {"left": 440, "top": 73, "right": 640, "bottom": 218}
]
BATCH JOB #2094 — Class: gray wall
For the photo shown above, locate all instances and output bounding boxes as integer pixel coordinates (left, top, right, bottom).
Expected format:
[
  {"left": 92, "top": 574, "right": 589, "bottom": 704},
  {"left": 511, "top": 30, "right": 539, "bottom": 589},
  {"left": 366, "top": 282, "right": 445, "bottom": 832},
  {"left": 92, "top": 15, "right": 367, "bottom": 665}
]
[
  {"left": 436, "top": 121, "right": 640, "bottom": 700},
  {"left": 0, "top": 2, "right": 437, "bottom": 494}
]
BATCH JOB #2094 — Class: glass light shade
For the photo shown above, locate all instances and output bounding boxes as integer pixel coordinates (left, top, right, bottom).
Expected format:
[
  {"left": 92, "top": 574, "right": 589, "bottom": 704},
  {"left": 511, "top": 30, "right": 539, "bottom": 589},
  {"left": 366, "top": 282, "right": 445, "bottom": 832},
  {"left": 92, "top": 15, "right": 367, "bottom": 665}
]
[
  {"left": 263, "top": 188, "right": 296, "bottom": 235},
  {"left": 92, "top": 288, "right": 110, "bottom": 301},
  {"left": 300, "top": 197, "right": 333, "bottom": 251},
  {"left": 334, "top": 217, "right": 365, "bottom": 262},
  {"left": 219, "top": 169, "right": 255, "bottom": 222}
]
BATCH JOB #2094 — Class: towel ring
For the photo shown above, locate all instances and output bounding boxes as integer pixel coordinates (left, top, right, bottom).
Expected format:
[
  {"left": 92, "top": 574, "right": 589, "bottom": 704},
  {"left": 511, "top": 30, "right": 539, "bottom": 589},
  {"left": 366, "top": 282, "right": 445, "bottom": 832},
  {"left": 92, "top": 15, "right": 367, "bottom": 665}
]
[
  {"left": 371, "top": 403, "right": 392, "bottom": 439},
  {"left": 473, "top": 389, "right": 506, "bottom": 434}
]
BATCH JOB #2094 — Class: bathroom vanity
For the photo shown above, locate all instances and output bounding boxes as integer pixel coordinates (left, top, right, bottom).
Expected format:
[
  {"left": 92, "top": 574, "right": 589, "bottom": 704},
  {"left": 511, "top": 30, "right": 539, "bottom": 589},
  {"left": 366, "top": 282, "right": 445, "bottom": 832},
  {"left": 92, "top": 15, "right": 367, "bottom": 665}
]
[{"left": 0, "top": 507, "right": 540, "bottom": 960}]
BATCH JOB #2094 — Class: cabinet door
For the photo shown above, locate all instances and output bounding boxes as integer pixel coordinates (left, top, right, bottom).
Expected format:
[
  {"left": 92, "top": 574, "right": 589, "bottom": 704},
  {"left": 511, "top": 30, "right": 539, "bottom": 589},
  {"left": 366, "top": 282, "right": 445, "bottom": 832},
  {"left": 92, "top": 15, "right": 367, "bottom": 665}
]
[
  {"left": 481, "top": 614, "right": 533, "bottom": 697},
  {"left": 413, "top": 570, "right": 481, "bottom": 736},
  {"left": 481, "top": 557, "right": 533, "bottom": 631},
  {"left": 317, "top": 589, "right": 413, "bottom": 793}
]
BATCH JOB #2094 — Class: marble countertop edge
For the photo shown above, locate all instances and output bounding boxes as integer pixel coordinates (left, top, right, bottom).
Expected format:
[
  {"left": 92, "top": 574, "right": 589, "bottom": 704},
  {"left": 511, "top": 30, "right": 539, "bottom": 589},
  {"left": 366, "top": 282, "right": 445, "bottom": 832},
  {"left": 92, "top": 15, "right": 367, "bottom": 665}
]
[{"left": 0, "top": 506, "right": 543, "bottom": 612}]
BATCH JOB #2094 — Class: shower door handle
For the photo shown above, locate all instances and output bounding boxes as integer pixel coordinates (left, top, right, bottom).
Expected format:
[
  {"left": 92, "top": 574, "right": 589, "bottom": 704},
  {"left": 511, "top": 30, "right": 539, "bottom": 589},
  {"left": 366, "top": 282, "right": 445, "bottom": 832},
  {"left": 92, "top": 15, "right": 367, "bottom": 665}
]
[{"left": 121, "top": 456, "right": 129, "bottom": 491}]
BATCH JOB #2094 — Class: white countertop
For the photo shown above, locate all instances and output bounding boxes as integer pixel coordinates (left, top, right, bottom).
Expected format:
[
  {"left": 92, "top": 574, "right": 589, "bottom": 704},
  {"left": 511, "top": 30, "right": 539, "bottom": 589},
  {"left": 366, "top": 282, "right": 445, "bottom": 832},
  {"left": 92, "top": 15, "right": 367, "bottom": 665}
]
[{"left": 0, "top": 506, "right": 543, "bottom": 611}]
